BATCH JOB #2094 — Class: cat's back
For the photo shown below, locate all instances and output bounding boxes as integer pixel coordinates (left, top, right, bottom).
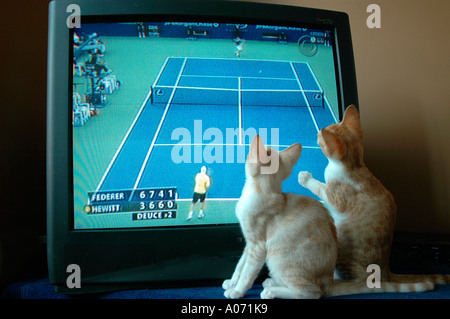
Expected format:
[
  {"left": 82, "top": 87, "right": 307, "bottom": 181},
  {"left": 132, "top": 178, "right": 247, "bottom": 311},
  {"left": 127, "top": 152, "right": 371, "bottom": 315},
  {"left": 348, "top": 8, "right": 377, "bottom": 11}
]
[
  {"left": 266, "top": 193, "right": 337, "bottom": 275},
  {"left": 284, "top": 193, "right": 327, "bottom": 216},
  {"left": 326, "top": 165, "right": 395, "bottom": 218},
  {"left": 270, "top": 193, "right": 336, "bottom": 242}
]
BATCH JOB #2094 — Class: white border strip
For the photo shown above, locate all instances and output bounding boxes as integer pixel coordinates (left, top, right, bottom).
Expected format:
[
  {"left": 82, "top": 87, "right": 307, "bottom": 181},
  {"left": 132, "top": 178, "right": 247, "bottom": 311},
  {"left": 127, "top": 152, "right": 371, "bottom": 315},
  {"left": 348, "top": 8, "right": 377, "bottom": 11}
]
[
  {"left": 94, "top": 58, "right": 171, "bottom": 192},
  {"left": 129, "top": 57, "right": 188, "bottom": 200},
  {"left": 94, "top": 91, "right": 151, "bottom": 192},
  {"left": 305, "top": 62, "right": 338, "bottom": 123},
  {"left": 289, "top": 62, "right": 320, "bottom": 133}
]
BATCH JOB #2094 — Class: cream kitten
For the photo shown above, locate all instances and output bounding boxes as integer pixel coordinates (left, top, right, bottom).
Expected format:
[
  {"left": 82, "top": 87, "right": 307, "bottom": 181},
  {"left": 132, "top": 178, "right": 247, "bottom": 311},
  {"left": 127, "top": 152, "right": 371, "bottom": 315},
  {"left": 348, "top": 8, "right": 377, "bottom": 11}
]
[
  {"left": 223, "top": 135, "right": 432, "bottom": 299},
  {"left": 298, "top": 105, "right": 449, "bottom": 285}
]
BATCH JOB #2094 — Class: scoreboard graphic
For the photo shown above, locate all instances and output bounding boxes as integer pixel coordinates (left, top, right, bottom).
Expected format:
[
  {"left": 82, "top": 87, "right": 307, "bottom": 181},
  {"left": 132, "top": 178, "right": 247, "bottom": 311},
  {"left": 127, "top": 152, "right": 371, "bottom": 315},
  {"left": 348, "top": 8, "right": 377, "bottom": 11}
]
[{"left": 84, "top": 187, "right": 178, "bottom": 222}]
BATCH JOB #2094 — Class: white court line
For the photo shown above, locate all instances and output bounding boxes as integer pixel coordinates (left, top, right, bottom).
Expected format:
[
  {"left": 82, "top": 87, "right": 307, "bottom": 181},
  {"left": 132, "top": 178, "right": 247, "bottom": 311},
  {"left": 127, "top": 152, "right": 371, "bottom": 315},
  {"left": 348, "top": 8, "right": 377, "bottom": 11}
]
[
  {"left": 94, "top": 90, "right": 151, "bottom": 193},
  {"left": 129, "top": 57, "right": 188, "bottom": 201},
  {"left": 170, "top": 57, "right": 336, "bottom": 124},
  {"left": 289, "top": 62, "right": 320, "bottom": 133},
  {"left": 305, "top": 63, "right": 338, "bottom": 123},
  {"left": 305, "top": 62, "right": 322, "bottom": 93},
  {"left": 96, "top": 57, "right": 327, "bottom": 198},
  {"left": 153, "top": 57, "right": 170, "bottom": 87},
  {"left": 93, "top": 59, "right": 171, "bottom": 193},
  {"left": 324, "top": 95, "right": 338, "bottom": 123}
]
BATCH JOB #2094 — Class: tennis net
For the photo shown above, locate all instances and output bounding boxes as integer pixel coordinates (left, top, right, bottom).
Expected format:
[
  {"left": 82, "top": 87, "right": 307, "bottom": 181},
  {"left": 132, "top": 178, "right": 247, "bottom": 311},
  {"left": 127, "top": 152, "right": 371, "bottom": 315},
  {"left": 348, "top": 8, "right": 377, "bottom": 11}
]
[{"left": 151, "top": 85, "right": 324, "bottom": 108}]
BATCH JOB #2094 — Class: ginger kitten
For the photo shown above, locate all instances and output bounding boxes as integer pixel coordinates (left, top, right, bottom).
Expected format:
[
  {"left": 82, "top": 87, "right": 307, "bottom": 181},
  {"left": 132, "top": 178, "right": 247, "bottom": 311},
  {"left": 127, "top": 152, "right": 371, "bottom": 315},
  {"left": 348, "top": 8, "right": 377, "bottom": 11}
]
[
  {"left": 223, "top": 135, "right": 432, "bottom": 299},
  {"left": 298, "top": 105, "right": 450, "bottom": 285}
]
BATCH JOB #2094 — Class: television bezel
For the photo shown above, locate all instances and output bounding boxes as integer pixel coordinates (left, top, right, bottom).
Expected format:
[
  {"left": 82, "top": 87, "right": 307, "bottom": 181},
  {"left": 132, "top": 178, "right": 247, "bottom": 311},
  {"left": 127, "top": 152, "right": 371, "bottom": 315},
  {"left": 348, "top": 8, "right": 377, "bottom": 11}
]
[{"left": 47, "top": 0, "right": 358, "bottom": 293}]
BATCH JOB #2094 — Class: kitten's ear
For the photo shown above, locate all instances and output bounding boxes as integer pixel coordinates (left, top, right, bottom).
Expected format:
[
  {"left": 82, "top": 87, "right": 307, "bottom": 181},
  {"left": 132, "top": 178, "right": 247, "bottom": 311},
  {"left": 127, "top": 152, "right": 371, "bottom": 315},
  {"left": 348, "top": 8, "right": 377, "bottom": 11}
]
[
  {"left": 248, "top": 135, "right": 269, "bottom": 165},
  {"left": 281, "top": 143, "right": 302, "bottom": 168},
  {"left": 321, "top": 129, "right": 345, "bottom": 159},
  {"left": 342, "top": 105, "right": 363, "bottom": 139}
]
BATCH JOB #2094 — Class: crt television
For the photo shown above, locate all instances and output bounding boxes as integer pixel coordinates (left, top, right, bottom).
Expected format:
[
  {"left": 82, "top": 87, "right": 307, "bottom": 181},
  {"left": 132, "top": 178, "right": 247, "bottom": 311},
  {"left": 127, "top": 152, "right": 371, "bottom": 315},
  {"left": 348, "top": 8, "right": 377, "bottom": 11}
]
[{"left": 47, "top": 0, "right": 358, "bottom": 293}]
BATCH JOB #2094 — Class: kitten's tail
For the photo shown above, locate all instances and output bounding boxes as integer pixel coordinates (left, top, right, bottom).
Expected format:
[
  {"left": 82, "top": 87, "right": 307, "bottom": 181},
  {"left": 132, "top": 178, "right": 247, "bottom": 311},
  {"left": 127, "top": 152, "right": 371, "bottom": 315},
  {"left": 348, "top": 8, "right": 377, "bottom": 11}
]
[
  {"left": 389, "top": 273, "right": 450, "bottom": 285},
  {"left": 325, "top": 280, "right": 434, "bottom": 297}
]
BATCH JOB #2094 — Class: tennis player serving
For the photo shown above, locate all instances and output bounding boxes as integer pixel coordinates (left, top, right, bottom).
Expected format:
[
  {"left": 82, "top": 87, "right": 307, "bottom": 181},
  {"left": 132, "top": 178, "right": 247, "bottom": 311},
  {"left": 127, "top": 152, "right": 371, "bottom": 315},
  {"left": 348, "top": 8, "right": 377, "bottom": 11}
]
[{"left": 187, "top": 166, "right": 211, "bottom": 220}]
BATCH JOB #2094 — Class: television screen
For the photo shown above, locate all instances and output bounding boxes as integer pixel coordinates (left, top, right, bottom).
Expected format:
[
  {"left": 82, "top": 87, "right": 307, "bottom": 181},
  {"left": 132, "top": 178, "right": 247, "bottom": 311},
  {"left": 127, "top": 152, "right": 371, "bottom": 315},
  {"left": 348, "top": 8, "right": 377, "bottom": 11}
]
[
  {"left": 49, "top": 0, "right": 358, "bottom": 293},
  {"left": 72, "top": 20, "right": 340, "bottom": 230}
]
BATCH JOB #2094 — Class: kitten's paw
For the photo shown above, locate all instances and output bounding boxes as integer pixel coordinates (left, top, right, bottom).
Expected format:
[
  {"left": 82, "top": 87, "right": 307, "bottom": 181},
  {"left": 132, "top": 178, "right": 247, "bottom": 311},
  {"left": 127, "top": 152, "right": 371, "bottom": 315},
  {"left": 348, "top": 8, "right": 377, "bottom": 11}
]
[
  {"left": 260, "top": 287, "right": 276, "bottom": 299},
  {"left": 222, "top": 279, "right": 236, "bottom": 290},
  {"left": 262, "top": 278, "right": 277, "bottom": 288},
  {"left": 298, "top": 171, "right": 312, "bottom": 186},
  {"left": 224, "top": 288, "right": 245, "bottom": 299}
]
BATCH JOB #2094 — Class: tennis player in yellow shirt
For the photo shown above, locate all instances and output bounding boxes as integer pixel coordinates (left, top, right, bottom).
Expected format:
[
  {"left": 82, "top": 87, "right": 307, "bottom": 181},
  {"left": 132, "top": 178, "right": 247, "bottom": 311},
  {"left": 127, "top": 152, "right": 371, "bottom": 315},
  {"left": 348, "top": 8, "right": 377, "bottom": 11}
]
[{"left": 187, "top": 166, "right": 211, "bottom": 220}]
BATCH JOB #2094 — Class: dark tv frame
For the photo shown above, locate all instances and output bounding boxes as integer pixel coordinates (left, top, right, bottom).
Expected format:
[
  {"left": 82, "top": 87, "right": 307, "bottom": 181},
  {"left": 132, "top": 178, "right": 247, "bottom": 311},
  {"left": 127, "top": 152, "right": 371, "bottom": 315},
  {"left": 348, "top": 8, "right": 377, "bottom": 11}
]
[{"left": 47, "top": 0, "right": 358, "bottom": 293}]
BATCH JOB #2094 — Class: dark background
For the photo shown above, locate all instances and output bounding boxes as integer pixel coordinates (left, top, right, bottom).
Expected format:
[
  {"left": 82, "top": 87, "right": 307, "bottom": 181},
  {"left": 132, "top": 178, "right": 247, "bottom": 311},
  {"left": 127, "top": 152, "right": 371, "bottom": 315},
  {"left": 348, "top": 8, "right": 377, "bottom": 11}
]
[
  {"left": 0, "top": 0, "right": 49, "bottom": 290},
  {"left": 1, "top": 0, "right": 449, "bottom": 294}
]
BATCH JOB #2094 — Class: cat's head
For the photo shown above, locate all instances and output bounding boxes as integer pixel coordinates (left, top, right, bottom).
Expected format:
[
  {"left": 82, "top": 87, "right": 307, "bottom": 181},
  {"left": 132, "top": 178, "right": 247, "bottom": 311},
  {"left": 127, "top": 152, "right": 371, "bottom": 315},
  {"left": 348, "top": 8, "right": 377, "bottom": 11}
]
[
  {"left": 246, "top": 135, "right": 302, "bottom": 191},
  {"left": 317, "top": 105, "right": 364, "bottom": 167}
]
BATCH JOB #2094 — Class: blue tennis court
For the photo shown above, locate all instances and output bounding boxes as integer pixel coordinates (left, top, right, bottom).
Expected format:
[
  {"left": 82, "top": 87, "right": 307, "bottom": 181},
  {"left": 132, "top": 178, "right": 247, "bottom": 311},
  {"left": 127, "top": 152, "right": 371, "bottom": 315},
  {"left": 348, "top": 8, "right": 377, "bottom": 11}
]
[{"left": 94, "top": 57, "right": 337, "bottom": 202}]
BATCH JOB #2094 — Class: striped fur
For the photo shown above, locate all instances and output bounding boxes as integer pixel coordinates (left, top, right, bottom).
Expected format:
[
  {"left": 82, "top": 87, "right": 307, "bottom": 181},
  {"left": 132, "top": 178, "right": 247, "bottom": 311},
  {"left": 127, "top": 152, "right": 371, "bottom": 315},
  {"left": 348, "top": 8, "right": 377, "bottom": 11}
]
[
  {"left": 223, "top": 135, "right": 433, "bottom": 299},
  {"left": 298, "top": 105, "right": 447, "bottom": 291}
]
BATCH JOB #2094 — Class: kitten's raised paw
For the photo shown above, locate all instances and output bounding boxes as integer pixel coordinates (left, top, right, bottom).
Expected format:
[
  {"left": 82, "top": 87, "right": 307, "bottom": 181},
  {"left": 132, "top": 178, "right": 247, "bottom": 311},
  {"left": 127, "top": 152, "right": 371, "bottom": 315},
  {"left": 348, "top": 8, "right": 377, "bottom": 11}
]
[
  {"left": 222, "top": 279, "right": 236, "bottom": 290},
  {"left": 224, "top": 288, "right": 245, "bottom": 299},
  {"left": 298, "top": 171, "right": 312, "bottom": 186}
]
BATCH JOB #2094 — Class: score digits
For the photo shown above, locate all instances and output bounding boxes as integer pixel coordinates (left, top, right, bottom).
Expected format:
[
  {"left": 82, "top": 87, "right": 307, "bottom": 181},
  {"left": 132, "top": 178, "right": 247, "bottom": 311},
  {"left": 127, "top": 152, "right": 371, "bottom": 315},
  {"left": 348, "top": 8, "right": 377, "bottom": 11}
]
[{"left": 86, "top": 187, "right": 177, "bottom": 221}]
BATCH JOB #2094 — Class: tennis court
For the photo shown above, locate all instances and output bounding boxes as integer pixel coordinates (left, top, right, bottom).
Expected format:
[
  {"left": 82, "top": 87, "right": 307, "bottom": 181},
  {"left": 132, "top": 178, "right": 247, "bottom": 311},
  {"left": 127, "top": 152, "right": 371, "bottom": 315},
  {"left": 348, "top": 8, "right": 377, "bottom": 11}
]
[{"left": 93, "top": 57, "right": 337, "bottom": 218}]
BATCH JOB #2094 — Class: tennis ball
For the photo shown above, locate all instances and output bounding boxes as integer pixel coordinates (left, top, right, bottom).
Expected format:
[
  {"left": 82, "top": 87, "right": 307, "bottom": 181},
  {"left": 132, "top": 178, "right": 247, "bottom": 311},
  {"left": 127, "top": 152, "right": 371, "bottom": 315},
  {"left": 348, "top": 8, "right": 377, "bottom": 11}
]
[{"left": 84, "top": 205, "right": 92, "bottom": 213}]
